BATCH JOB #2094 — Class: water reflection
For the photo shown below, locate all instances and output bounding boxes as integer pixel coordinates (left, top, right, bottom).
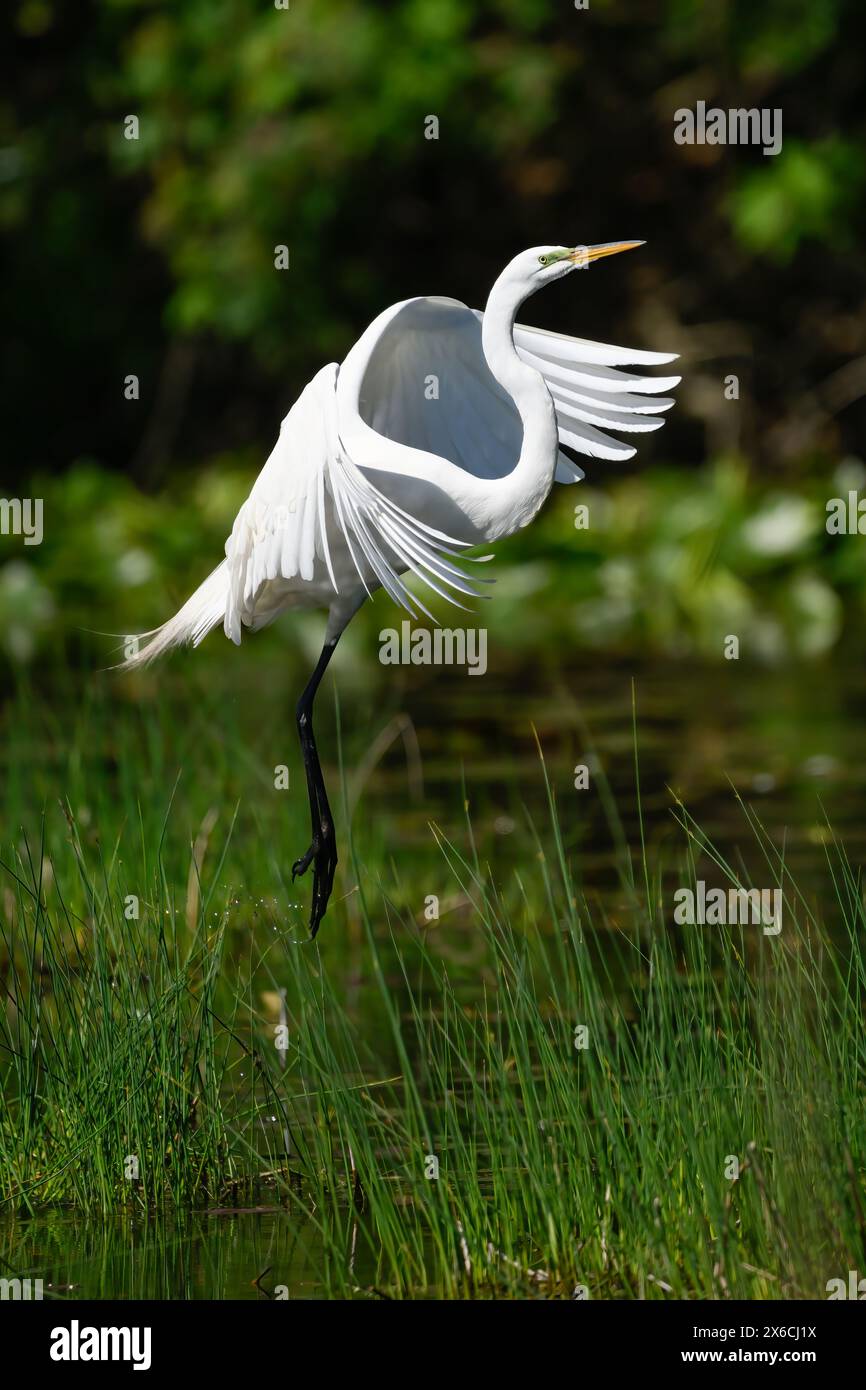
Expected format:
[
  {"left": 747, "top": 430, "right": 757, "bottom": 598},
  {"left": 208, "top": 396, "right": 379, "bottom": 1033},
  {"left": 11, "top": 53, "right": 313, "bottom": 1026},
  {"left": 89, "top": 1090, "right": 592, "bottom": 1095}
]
[
  {"left": 1, "top": 1209, "right": 366, "bottom": 1300},
  {"left": 368, "top": 656, "right": 866, "bottom": 911}
]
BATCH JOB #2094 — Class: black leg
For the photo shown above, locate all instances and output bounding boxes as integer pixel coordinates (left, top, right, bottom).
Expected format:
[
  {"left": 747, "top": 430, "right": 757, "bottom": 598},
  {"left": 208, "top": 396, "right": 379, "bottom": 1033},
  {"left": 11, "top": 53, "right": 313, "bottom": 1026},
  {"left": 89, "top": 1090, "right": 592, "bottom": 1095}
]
[{"left": 292, "top": 637, "right": 339, "bottom": 938}]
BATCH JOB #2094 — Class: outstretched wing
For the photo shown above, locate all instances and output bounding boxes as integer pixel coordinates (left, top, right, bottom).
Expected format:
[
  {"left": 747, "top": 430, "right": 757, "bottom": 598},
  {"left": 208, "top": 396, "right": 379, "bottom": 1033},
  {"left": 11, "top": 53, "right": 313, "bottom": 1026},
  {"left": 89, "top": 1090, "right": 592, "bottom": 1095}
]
[
  {"left": 224, "top": 298, "right": 679, "bottom": 639},
  {"left": 338, "top": 296, "right": 528, "bottom": 484},
  {"left": 511, "top": 321, "right": 680, "bottom": 480},
  {"left": 223, "top": 362, "right": 490, "bottom": 639},
  {"left": 337, "top": 296, "right": 676, "bottom": 498}
]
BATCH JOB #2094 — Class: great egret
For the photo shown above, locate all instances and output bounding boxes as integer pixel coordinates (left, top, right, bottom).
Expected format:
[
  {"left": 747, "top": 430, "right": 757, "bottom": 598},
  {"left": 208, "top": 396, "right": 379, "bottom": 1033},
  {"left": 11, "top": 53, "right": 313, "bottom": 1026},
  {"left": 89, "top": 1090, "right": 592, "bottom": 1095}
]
[{"left": 125, "top": 243, "right": 679, "bottom": 936}]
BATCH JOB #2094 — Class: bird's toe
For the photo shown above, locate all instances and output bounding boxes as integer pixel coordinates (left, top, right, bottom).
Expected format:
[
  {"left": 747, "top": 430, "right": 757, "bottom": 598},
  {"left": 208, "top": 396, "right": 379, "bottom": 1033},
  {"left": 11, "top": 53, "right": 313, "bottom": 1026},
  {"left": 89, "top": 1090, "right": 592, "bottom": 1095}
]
[{"left": 292, "top": 840, "right": 318, "bottom": 880}]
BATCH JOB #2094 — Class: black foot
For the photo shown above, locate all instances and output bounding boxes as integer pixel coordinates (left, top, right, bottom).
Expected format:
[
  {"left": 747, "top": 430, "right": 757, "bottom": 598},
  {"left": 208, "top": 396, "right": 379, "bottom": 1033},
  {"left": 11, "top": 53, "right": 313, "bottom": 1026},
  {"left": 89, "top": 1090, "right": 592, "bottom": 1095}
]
[
  {"left": 292, "top": 821, "right": 337, "bottom": 938},
  {"left": 291, "top": 842, "right": 317, "bottom": 879}
]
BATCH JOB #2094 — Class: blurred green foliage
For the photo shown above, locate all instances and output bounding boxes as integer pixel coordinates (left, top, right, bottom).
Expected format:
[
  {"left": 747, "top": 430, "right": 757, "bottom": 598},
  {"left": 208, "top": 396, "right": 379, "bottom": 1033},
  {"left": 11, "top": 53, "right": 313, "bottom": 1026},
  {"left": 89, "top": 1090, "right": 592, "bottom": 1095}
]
[
  {"left": 729, "top": 138, "right": 866, "bottom": 259},
  {"left": 4, "top": 455, "right": 865, "bottom": 672}
]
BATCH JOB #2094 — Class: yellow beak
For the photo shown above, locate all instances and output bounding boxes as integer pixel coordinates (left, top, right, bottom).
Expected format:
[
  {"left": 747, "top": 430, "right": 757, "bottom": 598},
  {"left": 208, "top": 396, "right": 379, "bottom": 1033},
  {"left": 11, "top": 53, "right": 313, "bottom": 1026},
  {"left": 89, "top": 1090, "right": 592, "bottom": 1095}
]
[{"left": 569, "top": 240, "right": 645, "bottom": 266}]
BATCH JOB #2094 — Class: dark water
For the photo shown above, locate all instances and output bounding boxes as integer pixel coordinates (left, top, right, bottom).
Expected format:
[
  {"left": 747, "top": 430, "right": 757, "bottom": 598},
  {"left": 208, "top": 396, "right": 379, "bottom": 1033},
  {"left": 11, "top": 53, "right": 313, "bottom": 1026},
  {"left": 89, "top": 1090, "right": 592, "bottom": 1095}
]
[
  {"left": 3, "top": 655, "right": 865, "bottom": 1299},
  {"left": 0, "top": 1210, "right": 368, "bottom": 1301},
  {"left": 365, "top": 654, "right": 866, "bottom": 909}
]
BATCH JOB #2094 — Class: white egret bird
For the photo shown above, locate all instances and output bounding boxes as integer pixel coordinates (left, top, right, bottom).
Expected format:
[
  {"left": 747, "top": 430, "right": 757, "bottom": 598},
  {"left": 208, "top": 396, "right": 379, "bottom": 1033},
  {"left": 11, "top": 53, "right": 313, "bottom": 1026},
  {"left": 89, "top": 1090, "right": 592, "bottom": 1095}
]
[{"left": 125, "top": 243, "right": 679, "bottom": 935}]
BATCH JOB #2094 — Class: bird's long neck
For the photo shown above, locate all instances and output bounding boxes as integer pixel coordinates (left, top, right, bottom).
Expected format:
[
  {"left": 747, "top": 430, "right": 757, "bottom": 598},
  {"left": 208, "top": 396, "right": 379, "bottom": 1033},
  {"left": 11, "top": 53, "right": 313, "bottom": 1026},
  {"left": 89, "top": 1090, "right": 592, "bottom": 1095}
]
[{"left": 480, "top": 272, "right": 558, "bottom": 537}]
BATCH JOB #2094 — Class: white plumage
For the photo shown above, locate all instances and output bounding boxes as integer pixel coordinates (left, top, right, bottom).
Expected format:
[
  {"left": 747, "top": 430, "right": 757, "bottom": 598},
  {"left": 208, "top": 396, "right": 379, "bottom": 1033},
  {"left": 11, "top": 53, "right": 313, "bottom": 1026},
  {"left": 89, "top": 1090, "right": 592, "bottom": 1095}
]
[{"left": 126, "top": 242, "right": 679, "bottom": 935}]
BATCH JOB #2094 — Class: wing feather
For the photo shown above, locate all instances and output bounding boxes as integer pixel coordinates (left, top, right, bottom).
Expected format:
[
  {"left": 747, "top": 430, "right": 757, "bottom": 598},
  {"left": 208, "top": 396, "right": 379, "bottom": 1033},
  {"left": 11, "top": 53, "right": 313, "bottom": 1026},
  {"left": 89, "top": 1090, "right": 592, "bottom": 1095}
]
[
  {"left": 509, "top": 317, "right": 679, "bottom": 471},
  {"left": 224, "top": 362, "right": 488, "bottom": 636},
  {"left": 516, "top": 344, "right": 681, "bottom": 396},
  {"left": 558, "top": 422, "right": 636, "bottom": 462},
  {"left": 554, "top": 452, "right": 585, "bottom": 484},
  {"left": 513, "top": 321, "right": 678, "bottom": 368},
  {"left": 550, "top": 393, "right": 665, "bottom": 433},
  {"left": 548, "top": 380, "right": 676, "bottom": 415}
]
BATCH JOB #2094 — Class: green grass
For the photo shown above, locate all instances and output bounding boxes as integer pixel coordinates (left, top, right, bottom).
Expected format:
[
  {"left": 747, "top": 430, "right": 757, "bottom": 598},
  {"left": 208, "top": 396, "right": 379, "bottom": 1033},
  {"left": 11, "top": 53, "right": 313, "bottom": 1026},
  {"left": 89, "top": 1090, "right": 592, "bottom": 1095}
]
[{"left": 1, "top": 676, "right": 865, "bottom": 1298}]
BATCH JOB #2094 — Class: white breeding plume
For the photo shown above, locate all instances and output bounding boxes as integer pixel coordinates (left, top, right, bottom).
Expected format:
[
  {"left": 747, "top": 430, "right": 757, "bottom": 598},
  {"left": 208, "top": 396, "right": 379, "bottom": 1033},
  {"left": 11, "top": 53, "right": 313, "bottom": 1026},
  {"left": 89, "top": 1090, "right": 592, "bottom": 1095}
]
[{"left": 126, "top": 243, "right": 679, "bottom": 936}]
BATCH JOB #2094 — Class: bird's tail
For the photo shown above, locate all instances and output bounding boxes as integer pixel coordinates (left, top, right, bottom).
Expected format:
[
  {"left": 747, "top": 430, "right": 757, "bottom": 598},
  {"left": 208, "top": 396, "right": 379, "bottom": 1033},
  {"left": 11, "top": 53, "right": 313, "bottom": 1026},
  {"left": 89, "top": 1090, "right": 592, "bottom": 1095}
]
[{"left": 122, "top": 559, "right": 230, "bottom": 669}]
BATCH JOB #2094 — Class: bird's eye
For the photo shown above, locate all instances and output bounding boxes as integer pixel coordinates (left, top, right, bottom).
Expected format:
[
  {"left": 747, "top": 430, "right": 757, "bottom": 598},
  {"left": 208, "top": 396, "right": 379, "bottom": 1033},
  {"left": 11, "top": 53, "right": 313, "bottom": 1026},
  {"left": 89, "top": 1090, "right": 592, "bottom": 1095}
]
[{"left": 538, "top": 254, "right": 550, "bottom": 266}]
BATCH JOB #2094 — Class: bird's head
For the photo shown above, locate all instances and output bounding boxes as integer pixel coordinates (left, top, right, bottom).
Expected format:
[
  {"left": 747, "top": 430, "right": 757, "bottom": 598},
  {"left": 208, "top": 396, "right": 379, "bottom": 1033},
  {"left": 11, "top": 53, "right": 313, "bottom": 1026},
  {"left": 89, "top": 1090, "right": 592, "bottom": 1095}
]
[{"left": 503, "top": 242, "right": 645, "bottom": 294}]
